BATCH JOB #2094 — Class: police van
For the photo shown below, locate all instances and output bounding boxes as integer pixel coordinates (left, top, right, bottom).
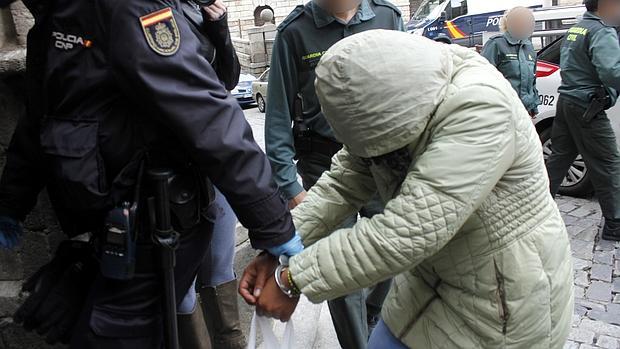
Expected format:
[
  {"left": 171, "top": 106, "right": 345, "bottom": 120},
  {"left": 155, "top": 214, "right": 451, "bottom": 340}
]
[{"left": 407, "top": 0, "right": 552, "bottom": 46}]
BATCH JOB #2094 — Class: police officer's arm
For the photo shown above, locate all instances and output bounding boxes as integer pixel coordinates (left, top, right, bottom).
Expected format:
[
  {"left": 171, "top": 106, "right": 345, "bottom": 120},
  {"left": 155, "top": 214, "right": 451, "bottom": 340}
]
[
  {"left": 590, "top": 27, "right": 620, "bottom": 91},
  {"left": 264, "top": 32, "right": 304, "bottom": 200},
  {"left": 202, "top": 14, "right": 241, "bottom": 90},
  {"left": 104, "top": 0, "right": 294, "bottom": 249},
  {"left": 480, "top": 40, "right": 500, "bottom": 67}
]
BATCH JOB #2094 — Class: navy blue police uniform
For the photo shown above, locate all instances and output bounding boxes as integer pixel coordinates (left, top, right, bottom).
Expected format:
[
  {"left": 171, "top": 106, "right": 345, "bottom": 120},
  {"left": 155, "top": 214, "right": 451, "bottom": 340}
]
[{"left": 0, "top": 0, "right": 294, "bottom": 347}]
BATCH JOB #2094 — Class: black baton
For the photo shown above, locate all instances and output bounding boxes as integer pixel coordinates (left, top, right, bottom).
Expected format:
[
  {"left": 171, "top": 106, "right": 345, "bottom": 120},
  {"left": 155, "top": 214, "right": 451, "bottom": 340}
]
[{"left": 149, "top": 169, "right": 179, "bottom": 349}]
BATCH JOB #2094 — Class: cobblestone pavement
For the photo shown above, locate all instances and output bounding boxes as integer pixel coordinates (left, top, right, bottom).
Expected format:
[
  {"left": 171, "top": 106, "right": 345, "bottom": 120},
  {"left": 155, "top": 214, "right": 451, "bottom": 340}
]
[{"left": 556, "top": 195, "right": 620, "bottom": 349}]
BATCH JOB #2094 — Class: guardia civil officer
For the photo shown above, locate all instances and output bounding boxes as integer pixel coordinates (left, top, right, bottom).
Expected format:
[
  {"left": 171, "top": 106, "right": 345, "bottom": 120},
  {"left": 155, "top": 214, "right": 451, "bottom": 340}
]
[
  {"left": 545, "top": 0, "right": 620, "bottom": 241},
  {"left": 481, "top": 6, "right": 540, "bottom": 116},
  {"left": 264, "top": 0, "right": 403, "bottom": 347},
  {"left": 0, "top": 0, "right": 303, "bottom": 347}
]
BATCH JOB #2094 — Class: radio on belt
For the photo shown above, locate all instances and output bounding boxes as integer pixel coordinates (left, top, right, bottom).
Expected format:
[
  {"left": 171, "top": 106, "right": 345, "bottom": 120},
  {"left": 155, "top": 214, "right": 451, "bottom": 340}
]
[{"left": 100, "top": 201, "right": 137, "bottom": 280}]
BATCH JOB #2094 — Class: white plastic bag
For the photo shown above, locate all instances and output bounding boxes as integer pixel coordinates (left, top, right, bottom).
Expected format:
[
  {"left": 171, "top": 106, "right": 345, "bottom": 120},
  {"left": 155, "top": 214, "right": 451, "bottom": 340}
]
[{"left": 247, "top": 312, "right": 295, "bottom": 349}]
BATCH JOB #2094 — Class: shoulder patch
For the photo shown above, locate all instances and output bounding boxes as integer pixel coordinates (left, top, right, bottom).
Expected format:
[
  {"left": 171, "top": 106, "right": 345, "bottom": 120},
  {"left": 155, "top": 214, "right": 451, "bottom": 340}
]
[
  {"left": 140, "top": 7, "right": 181, "bottom": 56},
  {"left": 277, "top": 5, "right": 305, "bottom": 32},
  {"left": 371, "top": 0, "right": 401, "bottom": 15}
]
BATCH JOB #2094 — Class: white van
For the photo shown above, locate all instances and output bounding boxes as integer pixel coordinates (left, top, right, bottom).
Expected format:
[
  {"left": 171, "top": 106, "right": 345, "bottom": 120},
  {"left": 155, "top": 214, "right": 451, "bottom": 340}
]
[{"left": 408, "top": 0, "right": 552, "bottom": 47}]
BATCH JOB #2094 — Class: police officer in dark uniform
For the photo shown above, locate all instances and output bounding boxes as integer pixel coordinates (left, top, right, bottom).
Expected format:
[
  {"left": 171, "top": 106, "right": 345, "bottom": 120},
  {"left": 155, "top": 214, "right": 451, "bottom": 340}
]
[
  {"left": 0, "top": 0, "right": 301, "bottom": 347},
  {"left": 546, "top": 0, "right": 620, "bottom": 241},
  {"left": 180, "top": 2, "right": 248, "bottom": 348},
  {"left": 264, "top": 0, "right": 403, "bottom": 347}
]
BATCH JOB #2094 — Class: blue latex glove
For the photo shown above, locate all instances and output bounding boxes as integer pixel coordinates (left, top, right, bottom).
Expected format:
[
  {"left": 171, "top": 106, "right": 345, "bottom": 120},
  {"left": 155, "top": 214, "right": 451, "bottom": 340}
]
[
  {"left": 266, "top": 233, "right": 304, "bottom": 257},
  {"left": 0, "top": 216, "right": 22, "bottom": 249}
]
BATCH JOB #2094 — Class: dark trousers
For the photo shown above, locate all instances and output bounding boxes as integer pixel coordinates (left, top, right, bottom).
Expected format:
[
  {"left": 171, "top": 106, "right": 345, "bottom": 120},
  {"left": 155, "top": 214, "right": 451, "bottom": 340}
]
[
  {"left": 70, "top": 219, "right": 214, "bottom": 348},
  {"left": 298, "top": 152, "right": 392, "bottom": 349},
  {"left": 546, "top": 96, "right": 620, "bottom": 221}
]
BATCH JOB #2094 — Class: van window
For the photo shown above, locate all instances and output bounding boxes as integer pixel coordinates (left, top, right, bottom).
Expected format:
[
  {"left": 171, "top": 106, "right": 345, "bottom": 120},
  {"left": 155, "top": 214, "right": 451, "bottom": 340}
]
[
  {"left": 413, "top": 0, "right": 445, "bottom": 20},
  {"left": 448, "top": 0, "right": 467, "bottom": 19}
]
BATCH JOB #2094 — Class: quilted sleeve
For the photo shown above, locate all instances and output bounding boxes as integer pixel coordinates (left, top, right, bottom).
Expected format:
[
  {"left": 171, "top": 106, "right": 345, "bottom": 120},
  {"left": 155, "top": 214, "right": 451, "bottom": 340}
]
[
  {"left": 289, "top": 86, "right": 517, "bottom": 302},
  {"left": 292, "top": 148, "right": 378, "bottom": 246}
]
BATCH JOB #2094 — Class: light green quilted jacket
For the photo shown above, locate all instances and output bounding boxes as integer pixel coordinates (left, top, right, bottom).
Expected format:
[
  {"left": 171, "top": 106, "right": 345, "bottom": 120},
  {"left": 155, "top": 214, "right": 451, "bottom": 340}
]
[{"left": 288, "top": 30, "right": 573, "bottom": 348}]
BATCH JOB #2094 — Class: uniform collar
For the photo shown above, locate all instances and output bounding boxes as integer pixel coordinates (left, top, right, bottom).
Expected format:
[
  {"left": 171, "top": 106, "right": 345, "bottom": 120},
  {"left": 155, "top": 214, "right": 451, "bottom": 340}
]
[
  {"left": 503, "top": 32, "right": 522, "bottom": 45},
  {"left": 311, "top": 0, "right": 376, "bottom": 28},
  {"left": 583, "top": 11, "right": 602, "bottom": 21}
]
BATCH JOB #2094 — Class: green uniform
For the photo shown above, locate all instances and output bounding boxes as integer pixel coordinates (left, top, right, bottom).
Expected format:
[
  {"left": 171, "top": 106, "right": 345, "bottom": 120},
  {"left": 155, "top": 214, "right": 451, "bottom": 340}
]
[
  {"left": 265, "top": 1, "right": 403, "bottom": 347},
  {"left": 265, "top": 0, "right": 404, "bottom": 199},
  {"left": 546, "top": 11, "right": 620, "bottom": 237},
  {"left": 481, "top": 32, "right": 540, "bottom": 114}
]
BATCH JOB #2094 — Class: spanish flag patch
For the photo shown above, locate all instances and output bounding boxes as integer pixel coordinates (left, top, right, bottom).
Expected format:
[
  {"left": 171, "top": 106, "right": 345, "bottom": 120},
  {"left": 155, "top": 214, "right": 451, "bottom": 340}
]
[{"left": 140, "top": 7, "right": 180, "bottom": 56}]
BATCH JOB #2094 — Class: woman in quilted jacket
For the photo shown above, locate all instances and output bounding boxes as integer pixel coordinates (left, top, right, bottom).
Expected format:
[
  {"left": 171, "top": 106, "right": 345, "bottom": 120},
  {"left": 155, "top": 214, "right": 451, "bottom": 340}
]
[{"left": 241, "top": 30, "right": 573, "bottom": 348}]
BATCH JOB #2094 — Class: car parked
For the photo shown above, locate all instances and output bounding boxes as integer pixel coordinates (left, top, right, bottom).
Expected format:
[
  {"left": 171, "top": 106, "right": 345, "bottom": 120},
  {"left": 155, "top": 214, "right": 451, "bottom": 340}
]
[
  {"left": 252, "top": 68, "right": 269, "bottom": 113},
  {"left": 535, "top": 36, "right": 620, "bottom": 196},
  {"left": 231, "top": 73, "right": 256, "bottom": 107}
]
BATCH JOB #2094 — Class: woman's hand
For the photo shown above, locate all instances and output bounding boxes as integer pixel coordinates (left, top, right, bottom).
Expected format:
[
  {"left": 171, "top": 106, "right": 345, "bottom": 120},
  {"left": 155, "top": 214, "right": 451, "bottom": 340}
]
[{"left": 203, "top": 0, "right": 227, "bottom": 21}]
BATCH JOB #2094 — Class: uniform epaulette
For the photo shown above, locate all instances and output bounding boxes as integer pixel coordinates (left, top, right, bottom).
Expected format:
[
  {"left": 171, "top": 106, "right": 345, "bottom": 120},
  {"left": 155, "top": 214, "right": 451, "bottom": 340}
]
[
  {"left": 371, "top": 0, "right": 401, "bottom": 15},
  {"left": 277, "top": 5, "right": 305, "bottom": 32}
]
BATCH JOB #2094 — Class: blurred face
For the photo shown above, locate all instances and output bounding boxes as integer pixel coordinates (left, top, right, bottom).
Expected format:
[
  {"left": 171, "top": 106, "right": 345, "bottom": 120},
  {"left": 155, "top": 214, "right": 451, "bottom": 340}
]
[
  {"left": 506, "top": 9, "right": 535, "bottom": 40},
  {"left": 316, "top": 0, "right": 361, "bottom": 13},
  {"left": 599, "top": 0, "right": 620, "bottom": 26}
]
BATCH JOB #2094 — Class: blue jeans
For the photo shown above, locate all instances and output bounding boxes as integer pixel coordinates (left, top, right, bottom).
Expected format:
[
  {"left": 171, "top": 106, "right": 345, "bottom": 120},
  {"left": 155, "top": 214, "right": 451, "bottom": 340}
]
[
  {"left": 198, "top": 188, "right": 237, "bottom": 288},
  {"left": 368, "top": 320, "right": 409, "bottom": 349}
]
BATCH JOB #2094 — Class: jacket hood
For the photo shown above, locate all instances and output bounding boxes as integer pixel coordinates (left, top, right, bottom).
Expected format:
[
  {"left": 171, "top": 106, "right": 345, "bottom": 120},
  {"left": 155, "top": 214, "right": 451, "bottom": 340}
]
[{"left": 315, "top": 30, "right": 454, "bottom": 158}]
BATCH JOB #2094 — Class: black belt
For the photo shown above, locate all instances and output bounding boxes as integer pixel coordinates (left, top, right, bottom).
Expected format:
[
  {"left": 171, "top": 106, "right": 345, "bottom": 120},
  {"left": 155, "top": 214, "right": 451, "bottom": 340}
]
[{"left": 294, "top": 133, "right": 343, "bottom": 158}]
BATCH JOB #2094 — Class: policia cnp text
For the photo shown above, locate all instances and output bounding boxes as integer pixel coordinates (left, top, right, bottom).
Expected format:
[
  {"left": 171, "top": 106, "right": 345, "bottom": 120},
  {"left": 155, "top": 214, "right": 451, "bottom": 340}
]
[
  {"left": 0, "top": 0, "right": 301, "bottom": 347},
  {"left": 546, "top": 0, "right": 620, "bottom": 241}
]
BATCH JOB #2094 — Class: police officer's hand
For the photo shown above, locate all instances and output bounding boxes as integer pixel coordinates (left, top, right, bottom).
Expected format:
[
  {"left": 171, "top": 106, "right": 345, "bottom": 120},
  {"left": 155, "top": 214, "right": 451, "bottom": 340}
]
[
  {"left": 0, "top": 216, "right": 23, "bottom": 250},
  {"left": 239, "top": 252, "right": 278, "bottom": 305},
  {"left": 203, "top": 0, "right": 227, "bottom": 21},
  {"left": 288, "top": 190, "right": 307, "bottom": 210},
  {"left": 255, "top": 275, "right": 299, "bottom": 322}
]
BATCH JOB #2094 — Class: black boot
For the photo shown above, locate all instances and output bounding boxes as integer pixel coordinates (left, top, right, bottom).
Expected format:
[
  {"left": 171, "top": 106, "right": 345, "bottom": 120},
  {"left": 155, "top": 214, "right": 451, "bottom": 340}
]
[
  {"left": 199, "top": 279, "right": 246, "bottom": 349},
  {"left": 602, "top": 218, "right": 620, "bottom": 241}
]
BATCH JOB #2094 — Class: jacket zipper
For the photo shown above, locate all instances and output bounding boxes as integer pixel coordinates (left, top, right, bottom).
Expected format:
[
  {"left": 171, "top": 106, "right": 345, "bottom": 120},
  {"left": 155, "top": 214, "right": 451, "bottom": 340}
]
[{"left": 494, "top": 259, "right": 509, "bottom": 335}]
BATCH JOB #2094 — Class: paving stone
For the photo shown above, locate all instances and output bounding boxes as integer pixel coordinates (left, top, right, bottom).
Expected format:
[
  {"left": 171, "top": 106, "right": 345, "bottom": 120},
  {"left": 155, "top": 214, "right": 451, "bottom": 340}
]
[
  {"left": 564, "top": 215, "right": 581, "bottom": 226},
  {"left": 575, "top": 258, "right": 594, "bottom": 272},
  {"left": 614, "top": 260, "right": 620, "bottom": 277},
  {"left": 579, "top": 345, "right": 597, "bottom": 349},
  {"left": 613, "top": 278, "right": 620, "bottom": 294},
  {"left": 576, "top": 271, "right": 590, "bottom": 287},
  {"left": 597, "top": 335, "right": 620, "bottom": 349},
  {"left": 588, "top": 310, "right": 620, "bottom": 326},
  {"left": 576, "top": 218, "right": 601, "bottom": 229},
  {"left": 597, "top": 239, "right": 618, "bottom": 252},
  {"left": 572, "top": 239, "right": 595, "bottom": 260},
  {"left": 595, "top": 251, "right": 615, "bottom": 265},
  {"left": 559, "top": 200, "right": 580, "bottom": 214},
  {"left": 609, "top": 303, "right": 620, "bottom": 315},
  {"left": 577, "top": 298, "right": 608, "bottom": 312},
  {"left": 614, "top": 294, "right": 620, "bottom": 304},
  {"left": 587, "top": 281, "right": 613, "bottom": 303},
  {"left": 569, "top": 327, "right": 595, "bottom": 344},
  {"left": 577, "top": 227, "right": 600, "bottom": 242},
  {"left": 571, "top": 207, "right": 599, "bottom": 219},
  {"left": 574, "top": 314, "right": 584, "bottom": 327},
  {"left": 580, "top": 319, "right": 620, "bottom": 338},
  {"left": 592, "top": 264, "right": 614, "bottom": 283},
  {"left": 564, "top": 341, "right": 580, "bottom": 349},
  {"left": 568, "top": 225, "right": 588, "bottom": 237},
  {"left": 576, "top": 287, "right": 587, "bottom": 300}
]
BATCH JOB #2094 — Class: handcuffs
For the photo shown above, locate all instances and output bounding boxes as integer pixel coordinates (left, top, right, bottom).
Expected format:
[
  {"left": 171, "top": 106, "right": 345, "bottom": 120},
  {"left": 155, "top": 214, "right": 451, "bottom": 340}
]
[{"left": 274, "top": 255, "right": 301, "bottom": 298}]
